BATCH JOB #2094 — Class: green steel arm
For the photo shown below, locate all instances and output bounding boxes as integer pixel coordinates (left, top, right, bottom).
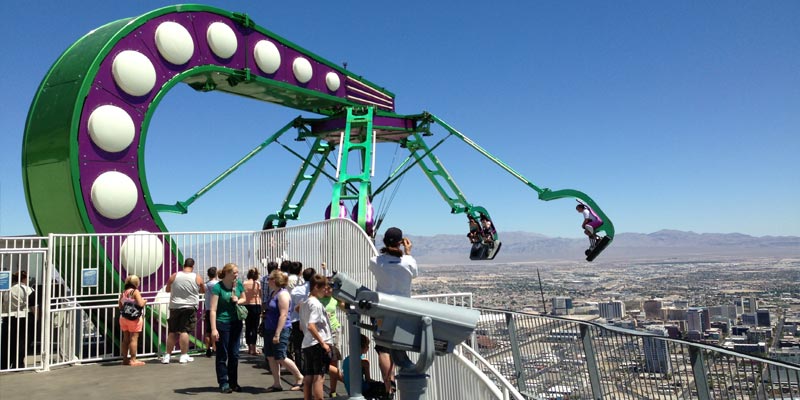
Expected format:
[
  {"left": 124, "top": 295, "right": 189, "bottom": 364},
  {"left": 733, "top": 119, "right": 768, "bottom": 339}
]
[
  {"left": 155, "top": 118, "right": 299, "bottom": 214},
  {"left": 262, "top": 138, "right": 332, "bottom": 229},
  {"left": 404, "top": 132, "right": 473, "bottom": 214},
  {"left": 428, "top": 113, "right": 615, "bottom": 239},
  {"left": 372, "top": 133, "right": 451, "bottom": 198}
]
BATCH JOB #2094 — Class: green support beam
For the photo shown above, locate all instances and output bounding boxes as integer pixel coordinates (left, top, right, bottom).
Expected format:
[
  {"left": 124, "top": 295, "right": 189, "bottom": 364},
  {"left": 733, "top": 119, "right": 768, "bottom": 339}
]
[
  {"left": 263, "top": 138, "right": 332, "bottom": 229},
  {"left": 330, "top": 107, "right": 375, "bottom": 232},
  {"left": 404, "top": 132, "right": 472, "bottom": 214},
  {"left": 155, "top": 118, "right": 299, "bottom": 214}
]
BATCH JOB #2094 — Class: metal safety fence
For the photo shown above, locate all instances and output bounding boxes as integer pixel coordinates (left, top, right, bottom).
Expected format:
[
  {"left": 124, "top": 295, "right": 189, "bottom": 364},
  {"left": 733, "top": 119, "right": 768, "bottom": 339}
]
[{"left": 474, "top": 308, "right": 800, "bottom": 400}]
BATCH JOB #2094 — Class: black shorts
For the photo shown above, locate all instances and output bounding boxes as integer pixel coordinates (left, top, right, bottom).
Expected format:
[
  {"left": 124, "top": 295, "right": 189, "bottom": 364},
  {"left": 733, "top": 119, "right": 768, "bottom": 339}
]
[
  {"left": 301, "top": 343, "right": 330, "bottom": 376},
  {"left": 204, "top": 310, "right": 212, "bottom": 334},
  {"left": 168, "top": 307, "right": 197, "bottom": 333}
]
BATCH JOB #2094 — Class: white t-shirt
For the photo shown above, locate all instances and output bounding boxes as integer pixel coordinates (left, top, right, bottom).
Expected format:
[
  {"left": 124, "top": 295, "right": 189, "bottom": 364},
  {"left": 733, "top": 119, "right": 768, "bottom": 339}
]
[
  {"left": 7, "top": 283, "right": 34, "bottom": 318},
  {"left": 369, "top": 254, "right": 419, "bottom": 297},
  {"left": 299, "top": 296, "right": 331, "bottom": 349},
  {"left": 582, "top": 209, "right": 595, "bottom": 222}
]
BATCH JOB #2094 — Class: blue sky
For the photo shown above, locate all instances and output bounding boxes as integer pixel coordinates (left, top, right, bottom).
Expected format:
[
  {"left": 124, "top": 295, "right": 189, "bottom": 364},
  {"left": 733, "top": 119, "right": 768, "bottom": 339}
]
[{"left": 1, "top": 1, "right": 798, "bottom": 238}]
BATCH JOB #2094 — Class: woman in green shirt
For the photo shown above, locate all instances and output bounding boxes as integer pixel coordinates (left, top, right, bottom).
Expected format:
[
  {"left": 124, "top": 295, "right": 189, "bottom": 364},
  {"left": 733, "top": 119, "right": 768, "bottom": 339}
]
[{"left": 210, "top": 263, "right": 245, "bottom": 393}]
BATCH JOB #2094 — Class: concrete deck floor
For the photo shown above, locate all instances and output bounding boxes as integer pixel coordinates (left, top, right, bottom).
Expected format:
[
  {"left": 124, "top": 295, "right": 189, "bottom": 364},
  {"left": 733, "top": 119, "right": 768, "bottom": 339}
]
[{"left": 0, "top": 352, "right": 349, "bottom": 400}]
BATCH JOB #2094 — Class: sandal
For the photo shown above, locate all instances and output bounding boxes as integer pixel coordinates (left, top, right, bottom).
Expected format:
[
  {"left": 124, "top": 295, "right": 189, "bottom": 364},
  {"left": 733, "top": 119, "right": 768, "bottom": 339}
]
[{"left": 265, "top": 386, "right": 283, "bottom": 393}]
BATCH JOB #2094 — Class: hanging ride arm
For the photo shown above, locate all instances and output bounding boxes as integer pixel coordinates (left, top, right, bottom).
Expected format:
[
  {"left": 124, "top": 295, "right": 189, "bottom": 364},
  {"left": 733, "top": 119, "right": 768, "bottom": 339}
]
[
  {"left": 403, "top": 132, "right": 473, "bottom": 214},
  {"left": 427, "top": 113, "right": 615, "bottom": 240},
  {"left": 155, "top": 118, "right": 300, "bottom": 214},
  {"left": 262, "top": 137, "right": 333, "bottom": 229}
]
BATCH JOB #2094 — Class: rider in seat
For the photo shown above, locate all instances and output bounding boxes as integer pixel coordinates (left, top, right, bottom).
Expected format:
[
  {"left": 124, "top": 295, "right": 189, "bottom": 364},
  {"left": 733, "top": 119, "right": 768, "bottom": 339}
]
[
  {"left": 467, "top": 215, "right": 481, "bottom": 244},
  {"left": 576, "top": 204, "right": 603, "bottom": 249},
  {"left": 479, "top": 214, "right": 496, "bottom": 246}
]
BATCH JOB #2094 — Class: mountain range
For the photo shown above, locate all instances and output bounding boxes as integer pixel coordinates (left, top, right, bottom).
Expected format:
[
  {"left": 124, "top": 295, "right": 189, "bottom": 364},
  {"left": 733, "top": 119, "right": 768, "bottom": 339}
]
[{"left": 406, "top": 230, "right": 800, "bottom": 264}]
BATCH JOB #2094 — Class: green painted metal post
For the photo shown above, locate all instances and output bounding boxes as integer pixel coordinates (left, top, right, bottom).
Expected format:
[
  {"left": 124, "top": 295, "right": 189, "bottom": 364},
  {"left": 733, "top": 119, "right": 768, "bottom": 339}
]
[{"left": 331, "top": 107, "right": 375, "bottom": 232}]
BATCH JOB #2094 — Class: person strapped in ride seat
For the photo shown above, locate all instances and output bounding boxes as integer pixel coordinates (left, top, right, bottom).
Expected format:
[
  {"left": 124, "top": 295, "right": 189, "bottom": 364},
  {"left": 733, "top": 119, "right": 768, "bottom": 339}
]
[{"left": 576, "top": 204, "right": 603, "bottom": 249}]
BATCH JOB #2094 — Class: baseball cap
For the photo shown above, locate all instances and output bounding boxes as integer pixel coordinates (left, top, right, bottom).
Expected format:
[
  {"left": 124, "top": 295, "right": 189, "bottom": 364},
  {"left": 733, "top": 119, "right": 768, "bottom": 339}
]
[{"left": 383, "top": 227, "right": 403, "bottom": 246}]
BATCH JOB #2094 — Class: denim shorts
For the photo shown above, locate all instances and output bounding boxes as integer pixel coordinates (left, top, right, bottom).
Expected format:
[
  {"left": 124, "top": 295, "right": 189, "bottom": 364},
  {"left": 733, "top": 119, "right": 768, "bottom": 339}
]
[{"left": 263, "top": 328, "right": 291, "bottom": 360}]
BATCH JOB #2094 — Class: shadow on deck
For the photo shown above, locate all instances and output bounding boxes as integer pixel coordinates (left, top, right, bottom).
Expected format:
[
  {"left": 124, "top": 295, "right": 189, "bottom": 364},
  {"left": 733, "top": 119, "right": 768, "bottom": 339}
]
[{"left": 0, "top": 353, "right": 347, "bottom": 400}]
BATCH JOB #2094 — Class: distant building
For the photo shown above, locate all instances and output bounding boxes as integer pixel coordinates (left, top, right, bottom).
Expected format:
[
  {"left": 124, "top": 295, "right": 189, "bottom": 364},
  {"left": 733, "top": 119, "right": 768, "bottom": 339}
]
[
  {"left": 598, "top": 301, "right": 625, "bottom": 320},
  {"left": 673, "top": 300, "right": 689, "bottom": 309},
  {"left": 643, "top": 300, "right": 663, "bottom": 320},
  {"left": 731, "top": 326, "right": 750, "bottom": 336},
  {"left": 550, "top": 296, "right": 574, "bottom": 315},
  {"left": 709, "top": 304, "right": 737, "bottom": 321},
  {"left": 664, "top": 308, "right": 687, "bottom": 321},
  {"left": 768, "top": 348, "right": 800, "bottom": 384},
  {"left": 687, "top": 307, "right": 710, "bottom": 334},
  {"left": 643, "top": 325, "right": 671, "bottom": 373},
  {"left": 710, "top": 320, "right": 730, "bottom": 335},
  {"left": 756, "top": 309, "right": 771, "bottom": 327},
  {"left": 733, "top": 342, "right": 766, "bottom": 355},
  {"left": 739, "top": 296, "right": 758, "bottom": 314},
  {"left": 746, "top": 327, "right": 772, "bottom": 343},
  {"left": 741, "top": 313, "right": 757, "bottom": 326},
  {"left": 663, "top": 325, "right": 682, "bottom": 339}
]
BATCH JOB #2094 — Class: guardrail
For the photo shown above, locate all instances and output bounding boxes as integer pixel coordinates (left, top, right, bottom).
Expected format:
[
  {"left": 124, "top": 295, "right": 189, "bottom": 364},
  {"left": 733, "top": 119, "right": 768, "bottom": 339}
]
[
  {"left": 474, "top": 308, "right": 800, "bottom": 400},
  {"left": 4, "top": 228, "right": 799, "bottom": 400}
]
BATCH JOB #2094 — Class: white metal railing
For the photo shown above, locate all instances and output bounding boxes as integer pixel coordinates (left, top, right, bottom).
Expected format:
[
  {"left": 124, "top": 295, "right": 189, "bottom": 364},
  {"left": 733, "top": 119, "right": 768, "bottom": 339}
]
[
  {"left": 475, "top": 308, "right": 800, "bottom": 400},
  {"left": 0, "top": 237, "right": 47, "bottom": 372},
  {"left": 0, "top": 220, "right": 380, "bottom": 372},
  {"left": 457, "top": 344, "right": 526, "bottom": 400}
]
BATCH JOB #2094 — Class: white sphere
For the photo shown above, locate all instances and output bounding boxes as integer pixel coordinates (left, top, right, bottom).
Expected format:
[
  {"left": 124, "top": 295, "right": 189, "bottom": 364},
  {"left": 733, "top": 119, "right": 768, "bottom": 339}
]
[
  {"left": 325, "top": 72, "right": 341, "bottom": 91},
  {"left": 120, "top": 231, "right": 164, "bottom": 277},
  {"left": 90, "top": 171, "right": 138, "bottom": 219},
  {"left": 112, "top": 50, "right": 157, "bottom": 96},
  {"left": 292, "top": 57, "right": 313, "bottom": 83},
  {"left": 206, "top": 22, "right": 237, "bottom": 59},
  {"left": 87, "top": 105, "right": 135, "bottom": 153},
  {"left": 155, "top": 21, "right": 195, "bottom": 65},
  {"left": 254, "top": 40, "right": 281, "bottom": 74}
]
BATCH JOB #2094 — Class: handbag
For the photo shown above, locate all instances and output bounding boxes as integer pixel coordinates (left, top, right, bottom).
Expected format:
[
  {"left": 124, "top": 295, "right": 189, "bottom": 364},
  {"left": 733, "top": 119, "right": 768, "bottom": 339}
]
[
  {"left": 236, "top": 304, "right": 248, "bottom": 320},
  {"left": 120, "top": 290, "right": 143, "bottom": 320}
]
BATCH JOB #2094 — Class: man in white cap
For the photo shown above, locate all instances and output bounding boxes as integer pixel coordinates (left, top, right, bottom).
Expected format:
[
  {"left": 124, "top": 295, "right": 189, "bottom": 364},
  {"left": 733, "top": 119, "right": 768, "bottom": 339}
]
[{"left": 368, "top": 227, "right": 418, "bottom": 395}]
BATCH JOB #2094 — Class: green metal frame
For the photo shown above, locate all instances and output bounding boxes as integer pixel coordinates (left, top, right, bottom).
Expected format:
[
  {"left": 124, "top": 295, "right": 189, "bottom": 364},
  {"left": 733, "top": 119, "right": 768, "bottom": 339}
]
[
  {"left": 427, "top": 113, "right": 615, "bottom": 240},
  {"left": 330, "top": 107, "right": 375, "bottom": 231},
  {"left": 262, "top": 137, "right": 333, "bottom": 229},
  {"left": 155, "top": 118, "right": 299, "bottom": 214}
]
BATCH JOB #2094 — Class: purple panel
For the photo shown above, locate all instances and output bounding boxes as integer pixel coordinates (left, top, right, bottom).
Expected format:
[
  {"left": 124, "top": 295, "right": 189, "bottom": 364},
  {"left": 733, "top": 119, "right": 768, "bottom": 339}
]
[
  {"left": 373, "top": 116, "right": 416, "bottom": 130},
  {"left": 78, "top": 87, "right": 142, "bottom": 164},
  {"left": 77, "top": 160, "right": 156, "bottom": 233},
  {"left": 310, "top": 115, "right": 416, "bottom": 133},
  {"left": 75, "top": 9, "right": 400, "bottom": 287},
  {"left": 244, "top": 32, "right": 343, "bottom": 96},
  {"left": 345, "top": 76, "right": 394, "bottom": 110}
]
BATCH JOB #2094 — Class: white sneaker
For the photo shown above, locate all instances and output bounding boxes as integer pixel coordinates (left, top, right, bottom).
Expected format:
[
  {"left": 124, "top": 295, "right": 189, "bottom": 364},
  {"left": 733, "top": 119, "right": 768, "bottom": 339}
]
[
  {"left": 179, "top": 354, "right": 194, "bottom": 364},
  {"left": 161, "top": 354, "right": 170, "bottom": 364}
]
